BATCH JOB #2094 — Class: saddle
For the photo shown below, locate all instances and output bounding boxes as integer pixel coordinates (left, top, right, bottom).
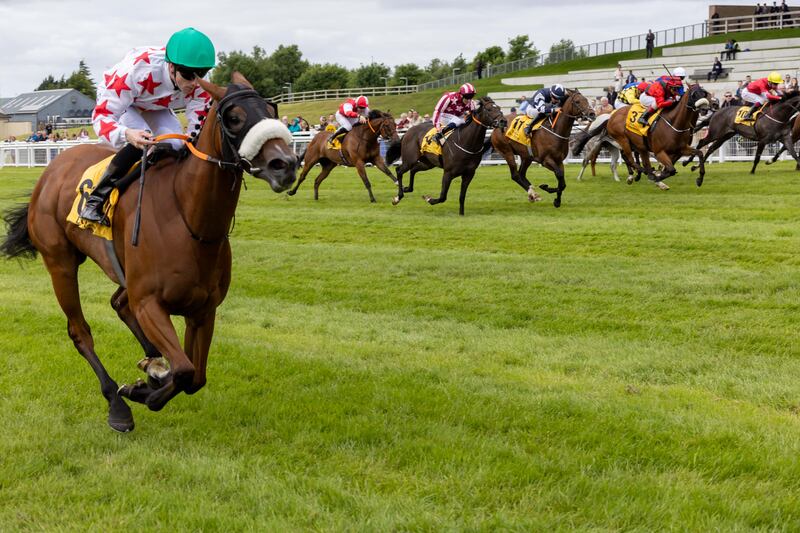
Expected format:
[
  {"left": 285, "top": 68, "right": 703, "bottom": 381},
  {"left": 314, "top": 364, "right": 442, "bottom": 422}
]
[
  {"left": 624, "top": 103, "right": 662, "bottom": 136},
  {"left": 421, "top": 127, "right": 454, "bottom": 156},
  {"left": 505, "top": 115, "right": 546, "bottom": 146},
  {"left": 734, "top": 105, "right": 764, "bottom": 126}
]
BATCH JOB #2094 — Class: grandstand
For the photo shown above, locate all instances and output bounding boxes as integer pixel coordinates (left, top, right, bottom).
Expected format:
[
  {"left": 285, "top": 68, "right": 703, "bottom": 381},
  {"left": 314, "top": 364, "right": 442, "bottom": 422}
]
[{"left": 490, "top": 37, "right": 800, "bottom": 110}]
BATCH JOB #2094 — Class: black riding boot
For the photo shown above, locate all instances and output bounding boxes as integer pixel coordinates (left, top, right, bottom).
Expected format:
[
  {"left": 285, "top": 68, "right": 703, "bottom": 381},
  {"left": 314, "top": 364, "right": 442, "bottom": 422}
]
[
  {"left": 79, "top": 143, "right": 143, "bottom": 225},
  {"left": 434, "top": 123, "right": 456, "bottom": 144},
  {"left": 638, "top": 109, "right": 654, "bottom": 125},
  {"left": 524, "top": 116, "right": 538, "bottom": 136},
  {"left": 743, "top": 102, "right": 760, "bottom": 119},
  {"left": 330, "top": 127, "right": 348, "bottom": 143}
]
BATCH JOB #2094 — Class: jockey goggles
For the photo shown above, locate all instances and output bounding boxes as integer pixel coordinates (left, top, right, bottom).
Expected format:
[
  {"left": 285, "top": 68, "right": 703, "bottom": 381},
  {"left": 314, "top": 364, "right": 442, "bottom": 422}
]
[{"left": 176, "top": 65, "right": 210, "bottom": 80}]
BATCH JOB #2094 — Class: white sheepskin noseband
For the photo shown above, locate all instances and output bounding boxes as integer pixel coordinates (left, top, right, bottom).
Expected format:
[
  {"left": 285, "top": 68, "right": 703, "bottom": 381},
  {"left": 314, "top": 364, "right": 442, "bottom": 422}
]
[{"left": 238, "top": 119, "right": 293, "bottom": 160}]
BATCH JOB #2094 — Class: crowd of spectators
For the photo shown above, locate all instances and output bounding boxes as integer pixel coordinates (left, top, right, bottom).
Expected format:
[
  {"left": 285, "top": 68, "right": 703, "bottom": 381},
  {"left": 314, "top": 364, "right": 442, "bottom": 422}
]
[
  {"left": 4, "top": 126, "right": 91, "bottom": 143},
  {"left": 754, "top": 1, "right": 793, "bottom": 27}
]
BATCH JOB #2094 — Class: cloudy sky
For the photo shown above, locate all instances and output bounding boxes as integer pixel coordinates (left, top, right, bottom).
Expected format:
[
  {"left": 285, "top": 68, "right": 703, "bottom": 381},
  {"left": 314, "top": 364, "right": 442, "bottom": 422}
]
[{"left": 0, "top": 0, "right": 762, "bottom": 97}]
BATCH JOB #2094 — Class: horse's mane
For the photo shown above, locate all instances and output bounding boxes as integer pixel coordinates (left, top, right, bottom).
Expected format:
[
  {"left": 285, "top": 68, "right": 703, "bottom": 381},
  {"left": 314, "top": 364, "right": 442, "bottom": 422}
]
[{"left": 368, "top": 109, "right": 386, "bottom": 119}]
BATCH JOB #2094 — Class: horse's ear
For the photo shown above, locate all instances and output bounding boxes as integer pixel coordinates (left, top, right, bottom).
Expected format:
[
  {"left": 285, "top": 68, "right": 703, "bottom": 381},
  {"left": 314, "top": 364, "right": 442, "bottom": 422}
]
[
  {"left": 231, "top": 71, "right": 254, "bottom": 89},
  {"left": 197, "top": 77, "right": 226, "bottom": 101}
]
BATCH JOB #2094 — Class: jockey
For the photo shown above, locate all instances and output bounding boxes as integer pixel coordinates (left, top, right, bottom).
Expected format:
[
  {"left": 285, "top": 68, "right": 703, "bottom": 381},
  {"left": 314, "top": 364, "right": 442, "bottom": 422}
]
[
  {"left": 521, "top": 84, "right": 568, "bottom": 135},
  {"left": 655, "top": 67, "right": 687, "bottom": 97},
  {"left": 331, "top": 95, "right": 370, "bottom": 142},
  {"left": 80, "top": 27, "right": 215, "bottom": 224},
  {"left": 741, "top": 72, "right": 783, "bottom": 118},
  {"left": 432, "top": 83, "right": 477, "bottom": 143},
  {"left": 637, "top": 76, "right": 682, "bottom": 125},
  {"left": 615, "top": 80, "right": 649, "bottom": 109}
]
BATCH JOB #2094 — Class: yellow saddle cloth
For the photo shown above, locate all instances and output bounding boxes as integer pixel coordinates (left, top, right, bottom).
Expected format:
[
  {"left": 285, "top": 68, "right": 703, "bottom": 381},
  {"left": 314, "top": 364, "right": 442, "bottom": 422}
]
[
  {"left": 326, "top": 134, "right": 343, "bottom": 150},
  {"left": 505, "top": 115, "right": 546, "bottom": 146},
  {"left": 624, "top": 103, "right": 662, "bottom": 136},
  {"left": 420, "top": 127, "right": 455, "bottom": 156},
  {"left": 734, "top": 106, "right": 763, "bottom": 126},
  {"left": 66, "top": 155, "right": 125, "bottom": 241}
]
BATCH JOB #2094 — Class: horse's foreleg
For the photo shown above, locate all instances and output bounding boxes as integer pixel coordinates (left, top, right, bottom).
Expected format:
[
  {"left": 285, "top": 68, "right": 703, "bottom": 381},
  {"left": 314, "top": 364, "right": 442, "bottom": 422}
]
[
  {"left": 539, "top": 159, "right": 566, "bottom": 207},
  {"left": 111, "top": 287, "right": 160, "bottom": 360},
  {"left": 766, "top": 145, "right": 786, "bottom": 165},
  {"left": 691, "top": 132, "right": 735, "bottom": 172},
  {"left": 182, "top": 312, "right": 216, "bottom": 395},
  {"left": 517, "top": 158, "right": 540, "bottom": 202},
  {"left": 354, "top": 161, "right": 376, "bottom": 203},
  {"left": 653, "top": 151, "right": 676, "bottom": 190},
  {"left": 423, "top": 170, "right": 454, "bottom": 206},
  {"left": 287, "top": 154, "right": 318, "bottom": 196},
  {"left": 133, "top": 298, "right": 195, "bottom": 412},
  {"left": 458, "top": 169, "right": 476, "bottom": 216},
  {"left": 44, "top": 254, "right": 133, "bottom": 432},
  {"left": 750, "top": 142, "right": 766, "bottom": 175},
  {"left": 679, "top": 144, "right": 706, "bottom": 187},
  {"left": 781, "top": 131, "right": 800, "bottom": 170}
]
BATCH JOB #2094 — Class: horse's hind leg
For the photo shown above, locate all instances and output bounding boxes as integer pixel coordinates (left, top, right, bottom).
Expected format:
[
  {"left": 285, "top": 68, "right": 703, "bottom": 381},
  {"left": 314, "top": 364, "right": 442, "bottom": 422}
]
[
  {"left": 43, "top": 253, "right": 134, "bottom": 432},
  {"left": 312, "top": 161, "right": 336, "bottom": 201}
]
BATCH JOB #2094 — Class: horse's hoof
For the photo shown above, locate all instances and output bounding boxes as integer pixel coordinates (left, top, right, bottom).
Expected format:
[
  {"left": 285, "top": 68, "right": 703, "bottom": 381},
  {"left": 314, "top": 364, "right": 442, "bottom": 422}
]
[
  {"left": 108, "top": 417, "right": 134, "bottom": 433},
  {"left": 403, "top": 187, "right": 413, "bottom": 193},
  {"left": 690, "top": 165, "right": 699, "bottom": 172},
  {"left": 626, "top": 176, "right": 634, "bottom": 185},
  {"left": 682, "top": 160, "right": 690, "bottom": 167},
  {"left": 656, "top": 181, "right": 670, "bottom": 191},
  {"left": 423, "top": 195, "right": 432, "bottom": 204},
  {"left": 108, "top": 396, "right": 134, "bottom": 432},
  {"left": 553, "top": 198, "right": 561, "bottom": 208},
  {"left": 696, "top": 178, "right": 704, "bottom": 187},
  {"left": 392, "top": 196, "right": 401, "bottom": 206}
]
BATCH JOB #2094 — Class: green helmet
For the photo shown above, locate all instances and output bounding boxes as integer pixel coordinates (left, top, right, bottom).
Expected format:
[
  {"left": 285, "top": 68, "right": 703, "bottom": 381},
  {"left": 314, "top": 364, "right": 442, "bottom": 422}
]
[{"left": 166, "top": 27, "right": 215, "bottom": 68}]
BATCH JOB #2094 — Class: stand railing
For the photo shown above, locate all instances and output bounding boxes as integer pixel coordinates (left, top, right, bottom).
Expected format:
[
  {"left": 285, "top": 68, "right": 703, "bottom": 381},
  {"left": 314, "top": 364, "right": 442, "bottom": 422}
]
[{"left": 708, "top": 11, "right": 800, "bottom": 35}]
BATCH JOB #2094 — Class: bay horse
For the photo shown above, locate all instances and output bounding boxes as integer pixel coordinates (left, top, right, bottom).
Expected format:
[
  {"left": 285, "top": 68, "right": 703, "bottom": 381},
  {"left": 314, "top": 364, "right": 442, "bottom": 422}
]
[
  {"left": 0, "top": 73, "right": 297, "bottom": 432},
  {"left": 684, "top": 91, "right": 800, "bottom": 183},
  {"left": 286, "top": 110, "right": 399, "bottom": 202},
  {"left": 491, "top": 89, "right": 595, "bottom": 207},
  {"left": 386, "top": 96, "right": 504, "bottom": 216},
  {"left": 576, "top": 84, "right": 710, "bottom": 190}
]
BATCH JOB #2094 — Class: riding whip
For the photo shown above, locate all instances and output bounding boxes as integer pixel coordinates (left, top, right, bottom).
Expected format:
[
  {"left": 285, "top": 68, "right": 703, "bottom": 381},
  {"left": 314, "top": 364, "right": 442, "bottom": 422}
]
[{"left": 131, "top": 145, "right": 147, "bottom": 246}]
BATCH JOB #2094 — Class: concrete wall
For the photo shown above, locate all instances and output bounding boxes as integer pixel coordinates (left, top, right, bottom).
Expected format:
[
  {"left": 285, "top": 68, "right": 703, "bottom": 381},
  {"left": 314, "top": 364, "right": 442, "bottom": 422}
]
[{"left": 0, "top": 121, "right": 32, "bottom": 139}]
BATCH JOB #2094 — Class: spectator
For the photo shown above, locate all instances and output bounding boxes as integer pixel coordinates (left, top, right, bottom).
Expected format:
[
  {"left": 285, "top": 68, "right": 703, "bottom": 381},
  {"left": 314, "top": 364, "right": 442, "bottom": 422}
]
[
  {"left": 317, "top": 115, "right": 328, "bottom": 131},
  {"left": 781, "top": 0, "right": 791, "bottom": 27},
  {"left": 507, "top": 107, "right": 517, "bottom": 120},
  {"left": 722, "top": 39, "right": 739, "bottom": 61},
  {"left": 707, "top": 57, "right": 723, "bottom": 81},
  {"left": 423, "top": 113, "right": 431, "bottom": 122},
  {"left": 606, "top": 85, "right": 617, "bottom": 107},
  {"left": 287, "top": 116, "right": 302, "bottom": 133},
  {"left": 475, "top": 58, "right": 484, "bottom": 80},
  {"left": 789, "top": 77, "right": 799, "bottom": 92},
  {"left": 408, "top": 109, "right": 423, "bottom": 126},
  {"left": 396, "top": 112, "right": 410, "bottom": 129},
  {"left": 626, "top": 70, "right": 637, "bottom": 84},
  {"left": 783, "top": 73, "right": 793, "bottom": 91},
  {"left": 720, "top": 91, "right": 737, "bottom": 107},
  {"left": 645, "top": 29, "right": 655, "bottom": 59},
  {"left": 594, "top": 96, "right": 614, "bottom": 115},
  {"left": 281, "top": 116, "right": 289, "bottom": 127},
  {"left": 614, "top": 64, "right": 624, "bottom": 92},
  {"left": 78, "top": 128, "right": 90, "bottom": 141},
  {"left": 299, "top": 118, "right": 310, "bottom": 132}
]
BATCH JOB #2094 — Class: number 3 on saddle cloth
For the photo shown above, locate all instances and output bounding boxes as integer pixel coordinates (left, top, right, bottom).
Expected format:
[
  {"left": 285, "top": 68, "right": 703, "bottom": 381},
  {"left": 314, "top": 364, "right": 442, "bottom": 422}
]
[
  {"left": 504, "top": 115, "right": 546, "bottom": 146},
  {"left": 734, "top": 106, "right": 763, "bottom": 126},
  {"left": 622, "top": 103, "right": 663, "bottom": 136},
  {"left": 66, "top": 155, "right": 138, "bottom": 240}
]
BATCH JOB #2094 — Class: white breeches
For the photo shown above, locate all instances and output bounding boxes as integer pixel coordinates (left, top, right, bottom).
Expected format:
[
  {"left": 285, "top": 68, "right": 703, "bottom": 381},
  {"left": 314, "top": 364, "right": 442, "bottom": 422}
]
[
  {"left": 438, "top": 113, "right": 465, "bottom": 128},
  {"left": 639, "top": 93, "right": 657, "bottom": 111},
  {"left": 614, "top": 100, "right": 628, "bottom": 109},
  {"left": 335, "top": 112, "right": 359, "bottom": 130},
  {"left": 741, "top": 88, "right": 767, "bottom": 105},
  {"left": 119, "top": 108, "right": 183, "bottom": 149},
  {"left": 525, "top": 106, "right": 540, "bottom": 119}
]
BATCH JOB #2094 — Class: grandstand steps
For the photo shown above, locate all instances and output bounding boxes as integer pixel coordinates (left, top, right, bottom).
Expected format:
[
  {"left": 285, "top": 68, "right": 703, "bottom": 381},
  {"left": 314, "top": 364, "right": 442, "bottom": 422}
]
[{"left": 490, "top": 36, "right": 800, "bottom": 111}]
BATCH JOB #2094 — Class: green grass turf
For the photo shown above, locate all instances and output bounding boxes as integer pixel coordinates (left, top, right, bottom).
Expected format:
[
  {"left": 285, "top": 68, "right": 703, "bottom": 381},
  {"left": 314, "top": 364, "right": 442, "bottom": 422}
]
[{"left": 1, "top": 160, "right": 799, "bottom": 530}]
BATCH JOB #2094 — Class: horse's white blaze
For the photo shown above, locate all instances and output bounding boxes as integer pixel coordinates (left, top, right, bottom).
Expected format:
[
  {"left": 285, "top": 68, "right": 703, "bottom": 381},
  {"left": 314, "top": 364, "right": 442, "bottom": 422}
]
[{"left": 239, "top": 119, "right": 293, "bottom": 160}]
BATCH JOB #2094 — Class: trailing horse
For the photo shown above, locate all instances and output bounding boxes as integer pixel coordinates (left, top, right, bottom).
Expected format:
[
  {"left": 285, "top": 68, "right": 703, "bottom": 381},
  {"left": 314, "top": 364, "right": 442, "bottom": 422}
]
[
  {"left": 491, "top": 89, "right": 595, "bottom": 207},
  {"left": 578, "top": 84, "right": 709, "bottom": 190},
  {"left": 287, "top": 110, "right": 399, "bottom": 202},
  {"left": 385, "top": 96, "right": 504, "bottom": 215},
  {"left": 571, "top": 114, "right": 623, "bottom": 182},
  {"left": 684, "top": 90, "right": 800, "bottom": 182},
  {"left": 0, "top": 73, "right": 297, "bottom": 432}
]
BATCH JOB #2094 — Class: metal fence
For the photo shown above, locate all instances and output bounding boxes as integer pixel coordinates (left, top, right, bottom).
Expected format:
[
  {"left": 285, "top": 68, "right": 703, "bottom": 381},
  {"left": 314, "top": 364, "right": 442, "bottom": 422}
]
[
  {"left": 270, "top": 84, "right": 419, "bottom": 104},
  {"left": 708, "top": 11, "right": 799, "bottom": 35},
  {"left": 3, "top": 130, "right": 799, "bottom": 170}
]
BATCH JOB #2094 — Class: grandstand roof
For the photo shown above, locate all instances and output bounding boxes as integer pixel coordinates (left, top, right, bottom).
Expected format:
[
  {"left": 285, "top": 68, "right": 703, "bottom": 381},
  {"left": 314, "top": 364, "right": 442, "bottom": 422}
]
[{"left": 0, "top": 89, "right": 78, "bottom": 115}]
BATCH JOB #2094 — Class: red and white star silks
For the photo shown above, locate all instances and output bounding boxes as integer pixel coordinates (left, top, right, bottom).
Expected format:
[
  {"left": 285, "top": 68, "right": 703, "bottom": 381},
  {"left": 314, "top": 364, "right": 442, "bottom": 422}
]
[{"left": 93, "top": 46, "right": 211, "bottom": 149}]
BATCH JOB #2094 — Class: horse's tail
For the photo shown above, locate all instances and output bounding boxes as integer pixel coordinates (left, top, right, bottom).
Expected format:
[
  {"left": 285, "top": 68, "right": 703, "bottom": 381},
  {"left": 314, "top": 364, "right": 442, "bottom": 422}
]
[
  {"left": 572, "top": 114, "right": 610, "bottom": 156},
  {"left": 385, "top": 139, "right": 402, "bottom": 165},
  {"left": 481, "top": 138, "right": 494, "bottom": 156},
  {"left": 1, "top": 202, "right": 37, "bottom": 260}
]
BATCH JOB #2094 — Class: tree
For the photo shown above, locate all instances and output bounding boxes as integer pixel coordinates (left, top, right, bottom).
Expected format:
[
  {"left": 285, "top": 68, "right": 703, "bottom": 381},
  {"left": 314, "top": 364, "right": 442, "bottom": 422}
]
[
  {"left": 506, "top": 35, "right": 539, "bottom": 63},
  {"left": 452, "top": 54, "right": 468, "bottom": 73},
  {"left": 65, "top": 60, "right": 96, "bottom": 99},
  {"left": 350, "top": 62, "right": 390, "bottom": 88},
  {"left": 473, "top": 46, "right": 506, "bottom": 68},
  {"left": 35, "top": 60, "right": 96, "bottom": 99},
  {"left": 546, "top": 39, "right": 586, "bottom": 64},
  {"left": 294, "top": 63, "right": 350, "bottom": 92},
  {"left": 264, "top": 44, "right": 308, "bottom": 91},
  {"left": 212, "top": 46, "right": 276, "bottom": 96},
  {"left": 392, "top": 63, "right": 428, "bottom": 85},
  {"left": 425, "top": 58, "right": 452, "bottom": 80}
]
